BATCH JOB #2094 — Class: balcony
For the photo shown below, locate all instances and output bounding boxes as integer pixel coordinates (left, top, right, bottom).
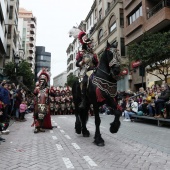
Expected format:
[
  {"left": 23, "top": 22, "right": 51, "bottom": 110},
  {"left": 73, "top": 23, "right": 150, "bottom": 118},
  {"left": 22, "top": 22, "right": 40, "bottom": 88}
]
[
  {"left": 29, "top": 42, "right": 34, "bottom": 47},
  {"left": 95, "top": 18, "right": 104, "bottom": 30},
  {"left": 147, "top": 0, "right": 170, "bottom": 19},
  {"left": 27, "top": 56, "right": 33, "bottom": 60},
  {"left": 29, "top": 35, "right": 35, "bottom": 41},
  {"left": 145, "top": 0, "right": 170, "bottom": 32},
  {"left": 28, "top": 47, "right": 34, "bottom": 51},
  {"left": 105, "top": 0, "right": 117, "bottom": 16},
  {"left": 125, "top": 16, "right": 144, "bottom": 37},
  {"left": 30, "top": 28, "right": 35, "bottom": 34},
  {"left": 30, "top": 22, "right": 35, "bottom": 28}
]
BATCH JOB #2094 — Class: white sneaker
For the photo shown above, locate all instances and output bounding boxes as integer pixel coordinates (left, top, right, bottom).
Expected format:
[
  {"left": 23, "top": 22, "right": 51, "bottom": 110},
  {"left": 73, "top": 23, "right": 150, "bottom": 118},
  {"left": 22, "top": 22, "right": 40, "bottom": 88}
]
[
  {"left": 123, "top": 118, "right": 131, "bottom": 122},
  {"left": 2, "top": 130, "right": 10, "bottom": 134}
]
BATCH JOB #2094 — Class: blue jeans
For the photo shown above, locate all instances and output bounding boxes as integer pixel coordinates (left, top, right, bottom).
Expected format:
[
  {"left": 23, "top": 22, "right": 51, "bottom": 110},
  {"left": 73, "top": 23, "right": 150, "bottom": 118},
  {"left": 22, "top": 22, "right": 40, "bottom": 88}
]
[
  {"left": 147, "top": 104, "right": 155, "bottom": 115},
  {"left": 15, "top": 108, "right": 19, "bottom": 118},
  {"left": 124, "top": 110, "right": 135, "bottom": 119}
]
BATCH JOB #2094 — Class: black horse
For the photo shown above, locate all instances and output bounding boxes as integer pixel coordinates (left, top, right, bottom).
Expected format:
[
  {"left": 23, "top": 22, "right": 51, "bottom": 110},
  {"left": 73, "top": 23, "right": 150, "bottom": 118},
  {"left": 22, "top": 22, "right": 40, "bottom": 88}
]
[{"left": 72, "top": 41, "right": 122, "bottom": 146}]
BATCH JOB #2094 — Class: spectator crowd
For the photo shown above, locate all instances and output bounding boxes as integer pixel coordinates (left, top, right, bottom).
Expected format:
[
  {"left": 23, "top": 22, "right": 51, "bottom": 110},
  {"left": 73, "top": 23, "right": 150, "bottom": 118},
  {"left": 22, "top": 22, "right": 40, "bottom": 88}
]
[
  {"left": 119, "top": 83, "right": 170, "bottom": 121},
  {"left": 0, "top": 80, "right": 33, "bottom": 143}
]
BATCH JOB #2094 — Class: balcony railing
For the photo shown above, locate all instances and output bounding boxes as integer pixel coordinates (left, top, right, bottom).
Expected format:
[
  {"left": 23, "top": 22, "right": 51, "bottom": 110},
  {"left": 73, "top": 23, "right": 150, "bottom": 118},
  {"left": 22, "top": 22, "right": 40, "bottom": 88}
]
[{"left": 147, "top": 0, "right": 170, "bottom": 19}]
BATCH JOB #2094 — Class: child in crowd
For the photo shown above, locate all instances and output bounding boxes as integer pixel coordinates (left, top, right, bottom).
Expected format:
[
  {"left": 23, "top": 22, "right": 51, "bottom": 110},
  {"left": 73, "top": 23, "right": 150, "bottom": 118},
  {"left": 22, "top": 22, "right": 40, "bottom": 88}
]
[{"left": 19, "top": 101, "right": 27, "bottom": 121}]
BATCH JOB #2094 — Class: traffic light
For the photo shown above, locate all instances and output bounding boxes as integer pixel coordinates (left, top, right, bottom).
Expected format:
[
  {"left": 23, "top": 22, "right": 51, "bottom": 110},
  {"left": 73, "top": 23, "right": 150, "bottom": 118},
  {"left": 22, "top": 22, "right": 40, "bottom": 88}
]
[{"left": 139, "top": 66, "right": 145, "bottom": 76}]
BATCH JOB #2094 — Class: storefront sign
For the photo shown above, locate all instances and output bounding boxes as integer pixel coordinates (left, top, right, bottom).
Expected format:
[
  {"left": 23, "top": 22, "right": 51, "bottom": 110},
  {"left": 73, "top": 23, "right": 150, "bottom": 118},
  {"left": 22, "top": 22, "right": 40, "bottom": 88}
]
[{"left": 131, "top": 61, "right": 141, "bottom": 68}]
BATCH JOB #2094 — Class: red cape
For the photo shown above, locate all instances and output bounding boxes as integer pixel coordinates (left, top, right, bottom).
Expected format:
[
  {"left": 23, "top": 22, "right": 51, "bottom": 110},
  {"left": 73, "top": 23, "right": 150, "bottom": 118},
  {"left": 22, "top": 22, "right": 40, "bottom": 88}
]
[{"left": 43, "top": 111, "right": 52, "bottom": 129}]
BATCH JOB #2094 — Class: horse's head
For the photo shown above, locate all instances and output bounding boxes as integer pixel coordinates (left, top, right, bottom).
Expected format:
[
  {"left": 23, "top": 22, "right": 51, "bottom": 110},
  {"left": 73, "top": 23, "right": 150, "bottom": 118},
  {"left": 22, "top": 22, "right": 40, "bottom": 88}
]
[{"left": 104, "top": 41, "right": 121, "bottom": 77}]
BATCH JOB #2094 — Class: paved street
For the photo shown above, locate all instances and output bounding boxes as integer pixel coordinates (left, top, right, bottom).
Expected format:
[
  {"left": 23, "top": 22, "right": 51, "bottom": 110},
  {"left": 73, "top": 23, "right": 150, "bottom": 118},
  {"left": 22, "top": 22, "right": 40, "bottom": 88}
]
[{"left": 1, "top": 113, "right": 170, "bottom": 170}]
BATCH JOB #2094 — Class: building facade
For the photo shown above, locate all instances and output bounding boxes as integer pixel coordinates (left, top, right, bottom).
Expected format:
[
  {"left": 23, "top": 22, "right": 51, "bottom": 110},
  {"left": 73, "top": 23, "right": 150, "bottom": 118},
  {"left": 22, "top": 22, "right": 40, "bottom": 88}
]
[
  {"left": 35, "top": 46, "right": 51, "bottom": 82},
  {"left": 124, "top": 0, "right": 170, "bottom": 90},
  {"left": 0, "top": 0, "right": 10, "bottom": 71},
  {"left": 66, "top": 0, "right": 128, "bottom": 91},
  {"left": 18, "top": 8, "right": 36, "bottom": 73},
  {"left": 53, "top": 70, "right": 67, "bottom": 87},
  {"left": 6, "top": 0, "right": 19, "bottom": 64}
]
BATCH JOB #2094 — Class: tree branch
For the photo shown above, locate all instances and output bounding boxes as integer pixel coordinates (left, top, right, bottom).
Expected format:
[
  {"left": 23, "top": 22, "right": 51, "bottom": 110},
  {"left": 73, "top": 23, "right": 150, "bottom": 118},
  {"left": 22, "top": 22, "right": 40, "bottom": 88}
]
[{"left": 146, "top": 71, "right": 163, "bottom": 81}]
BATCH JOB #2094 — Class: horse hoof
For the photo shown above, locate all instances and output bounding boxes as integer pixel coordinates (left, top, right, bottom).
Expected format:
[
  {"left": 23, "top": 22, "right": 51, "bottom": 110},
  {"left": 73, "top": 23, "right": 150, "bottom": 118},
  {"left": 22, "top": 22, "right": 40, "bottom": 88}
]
[
  {"left": 75, "top": 129, "right": 81, "bottom": 134},
  {"left": 83, "top": 133, "right": 90, "bottom": 137},
  {"left": 110, "top": 121, "right": 121, "bottom": 133},
  {"left": 82, "top": 130, "right": 90, "bottom": 137},
  {"left": 93, "top": 140, "right": 105, "bottom": 146}
]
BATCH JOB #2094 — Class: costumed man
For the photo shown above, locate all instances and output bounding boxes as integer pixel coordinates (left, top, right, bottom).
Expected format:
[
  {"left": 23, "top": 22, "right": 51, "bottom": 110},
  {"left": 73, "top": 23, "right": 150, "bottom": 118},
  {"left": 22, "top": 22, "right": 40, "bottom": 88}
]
[
  {"left": 49, "top": 86, "right": 55, "bottom": 115},
  {"left": 55, "top": 87, "right": 61, "bottom": 115},
  {"left": 69, "top": 26, "right": 99, "bottom": 109},
  {"left": 33, "top": 68, "right": 52, "bottom": 133}
]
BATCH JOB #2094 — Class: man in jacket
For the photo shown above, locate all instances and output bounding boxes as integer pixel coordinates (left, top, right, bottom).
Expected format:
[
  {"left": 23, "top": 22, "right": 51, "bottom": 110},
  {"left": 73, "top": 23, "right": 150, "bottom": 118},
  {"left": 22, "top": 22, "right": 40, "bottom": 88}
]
[{"left": 154, "top": 84, "right": 170, "bottom": 118}]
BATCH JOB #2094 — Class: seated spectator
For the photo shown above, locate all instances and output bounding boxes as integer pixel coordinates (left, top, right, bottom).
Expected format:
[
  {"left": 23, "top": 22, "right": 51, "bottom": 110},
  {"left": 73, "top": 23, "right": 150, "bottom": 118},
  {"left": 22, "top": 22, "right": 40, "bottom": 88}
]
[
  {"left": 154, "top": 84, "right": 170, "bottom": 118},
  {"left": 164, "top": 100, "right": 170, "bottom": 119},
  {"left": 123, "top": 98, "right": 138, "bottom": 121},
  {"left": 139, "top": 99, "right": 148, "bottom": 114},
  {"left": 145, "top": 89, "right": 155, "bottom": 116}
]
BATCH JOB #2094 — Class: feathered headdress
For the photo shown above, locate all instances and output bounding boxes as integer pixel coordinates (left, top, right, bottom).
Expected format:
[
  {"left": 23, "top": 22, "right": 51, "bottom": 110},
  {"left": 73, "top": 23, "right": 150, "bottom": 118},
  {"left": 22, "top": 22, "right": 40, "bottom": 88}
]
[
  {"left": 37, "top": 68, "right": 50, "bottom": 82},
  {"left": 68, "top": 26, "right": 82, "bottom": 38}
]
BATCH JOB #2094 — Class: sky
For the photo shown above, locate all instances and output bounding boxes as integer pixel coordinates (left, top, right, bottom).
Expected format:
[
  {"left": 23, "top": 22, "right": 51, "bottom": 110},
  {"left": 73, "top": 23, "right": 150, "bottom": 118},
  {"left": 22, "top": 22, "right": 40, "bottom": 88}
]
[{"left": 19, "top": 0, "right": 93, "bottom": 84}]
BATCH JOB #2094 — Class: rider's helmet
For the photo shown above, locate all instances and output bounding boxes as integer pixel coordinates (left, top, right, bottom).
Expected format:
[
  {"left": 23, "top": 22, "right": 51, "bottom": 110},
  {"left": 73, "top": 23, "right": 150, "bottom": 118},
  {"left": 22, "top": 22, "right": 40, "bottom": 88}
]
[{"left": 37, "top": 68, "right": 50, "bottom": 86}]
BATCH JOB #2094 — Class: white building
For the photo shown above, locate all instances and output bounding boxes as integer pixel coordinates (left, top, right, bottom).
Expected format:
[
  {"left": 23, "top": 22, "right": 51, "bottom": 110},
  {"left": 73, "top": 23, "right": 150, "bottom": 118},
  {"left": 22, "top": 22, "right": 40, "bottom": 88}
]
[
  {"left": 0, "top": 0, "right": 10, "bottom": 69},
  {"left": 6, "top": 0, "right": 19, "bottom": 63},
  {"left": 53, "top": 70, "right": 67, "bottom": 87},
  {"left": 18, "top": 8, "right": 37, "bottom": 73}
]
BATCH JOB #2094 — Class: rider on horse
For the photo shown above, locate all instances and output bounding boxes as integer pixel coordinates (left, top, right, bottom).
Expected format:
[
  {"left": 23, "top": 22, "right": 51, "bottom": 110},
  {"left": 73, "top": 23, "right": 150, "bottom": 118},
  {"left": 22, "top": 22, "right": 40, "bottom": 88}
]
[{"left": 69, "top": 26, "right": 99, "bottom": 109}]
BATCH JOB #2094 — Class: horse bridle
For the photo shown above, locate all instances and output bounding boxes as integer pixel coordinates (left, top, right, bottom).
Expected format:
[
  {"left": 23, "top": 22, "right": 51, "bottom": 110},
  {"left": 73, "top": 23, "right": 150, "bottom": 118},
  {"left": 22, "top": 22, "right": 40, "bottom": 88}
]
[
  {"left": 108, "top": 48, "right": 121, "bottom": 67},
  {"left": 97, "top": 48, "right": 120, "bottom": 76}
]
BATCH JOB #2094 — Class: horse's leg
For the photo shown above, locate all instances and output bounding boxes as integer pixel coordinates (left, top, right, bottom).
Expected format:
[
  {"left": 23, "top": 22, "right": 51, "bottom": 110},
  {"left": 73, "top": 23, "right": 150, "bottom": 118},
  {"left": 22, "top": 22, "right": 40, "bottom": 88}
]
[
  {"left": 110, "top": 109, "right": 121, "bottom": 133},
  {"left": 74, "top": 105, "right": 82, "bottom": 134},
  {"left": 79, "top": 106, "right": 90, "bottom": 137},
  {"left": 93, "top": 104, "right": 105, "bottom": 146}
]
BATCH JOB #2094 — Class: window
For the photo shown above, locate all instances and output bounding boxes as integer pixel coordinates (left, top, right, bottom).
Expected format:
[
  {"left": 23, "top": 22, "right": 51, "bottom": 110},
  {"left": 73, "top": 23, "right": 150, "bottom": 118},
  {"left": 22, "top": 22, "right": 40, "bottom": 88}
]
[
  {"left": 107, "top": 2, "right": 110, "bottom": 9},
  {"left": 120, "top": 38, "right": 125, "bottom": 56},
  {"left": 95, "top": 9, "right": 97, "bottom": 19},
  {"left": 109, "top": 15, "right": 117, "bottom": 33},
  {"left": 99, "top": 8, "right": 102, "bottom": 20},
  {"left": 0, "top": 5, "right": 4, "bottom": 24},
  {"left": 120, "top": 9, "right": 124, "bottom": 27},
  {"left": 9, "top": 6, "right": 13, "bottom": 19},
  {"left": 98, "top": 29, "right": 103, "bottom": 44},
  {"left": 7, "top": 45, "right": 10, "bottom": 57},
  {"left": 128, "top": 5, "right": 142, "bottom": 25},
  {"left": 7, "top": 25, "right": 12, "bottom": 39}
]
